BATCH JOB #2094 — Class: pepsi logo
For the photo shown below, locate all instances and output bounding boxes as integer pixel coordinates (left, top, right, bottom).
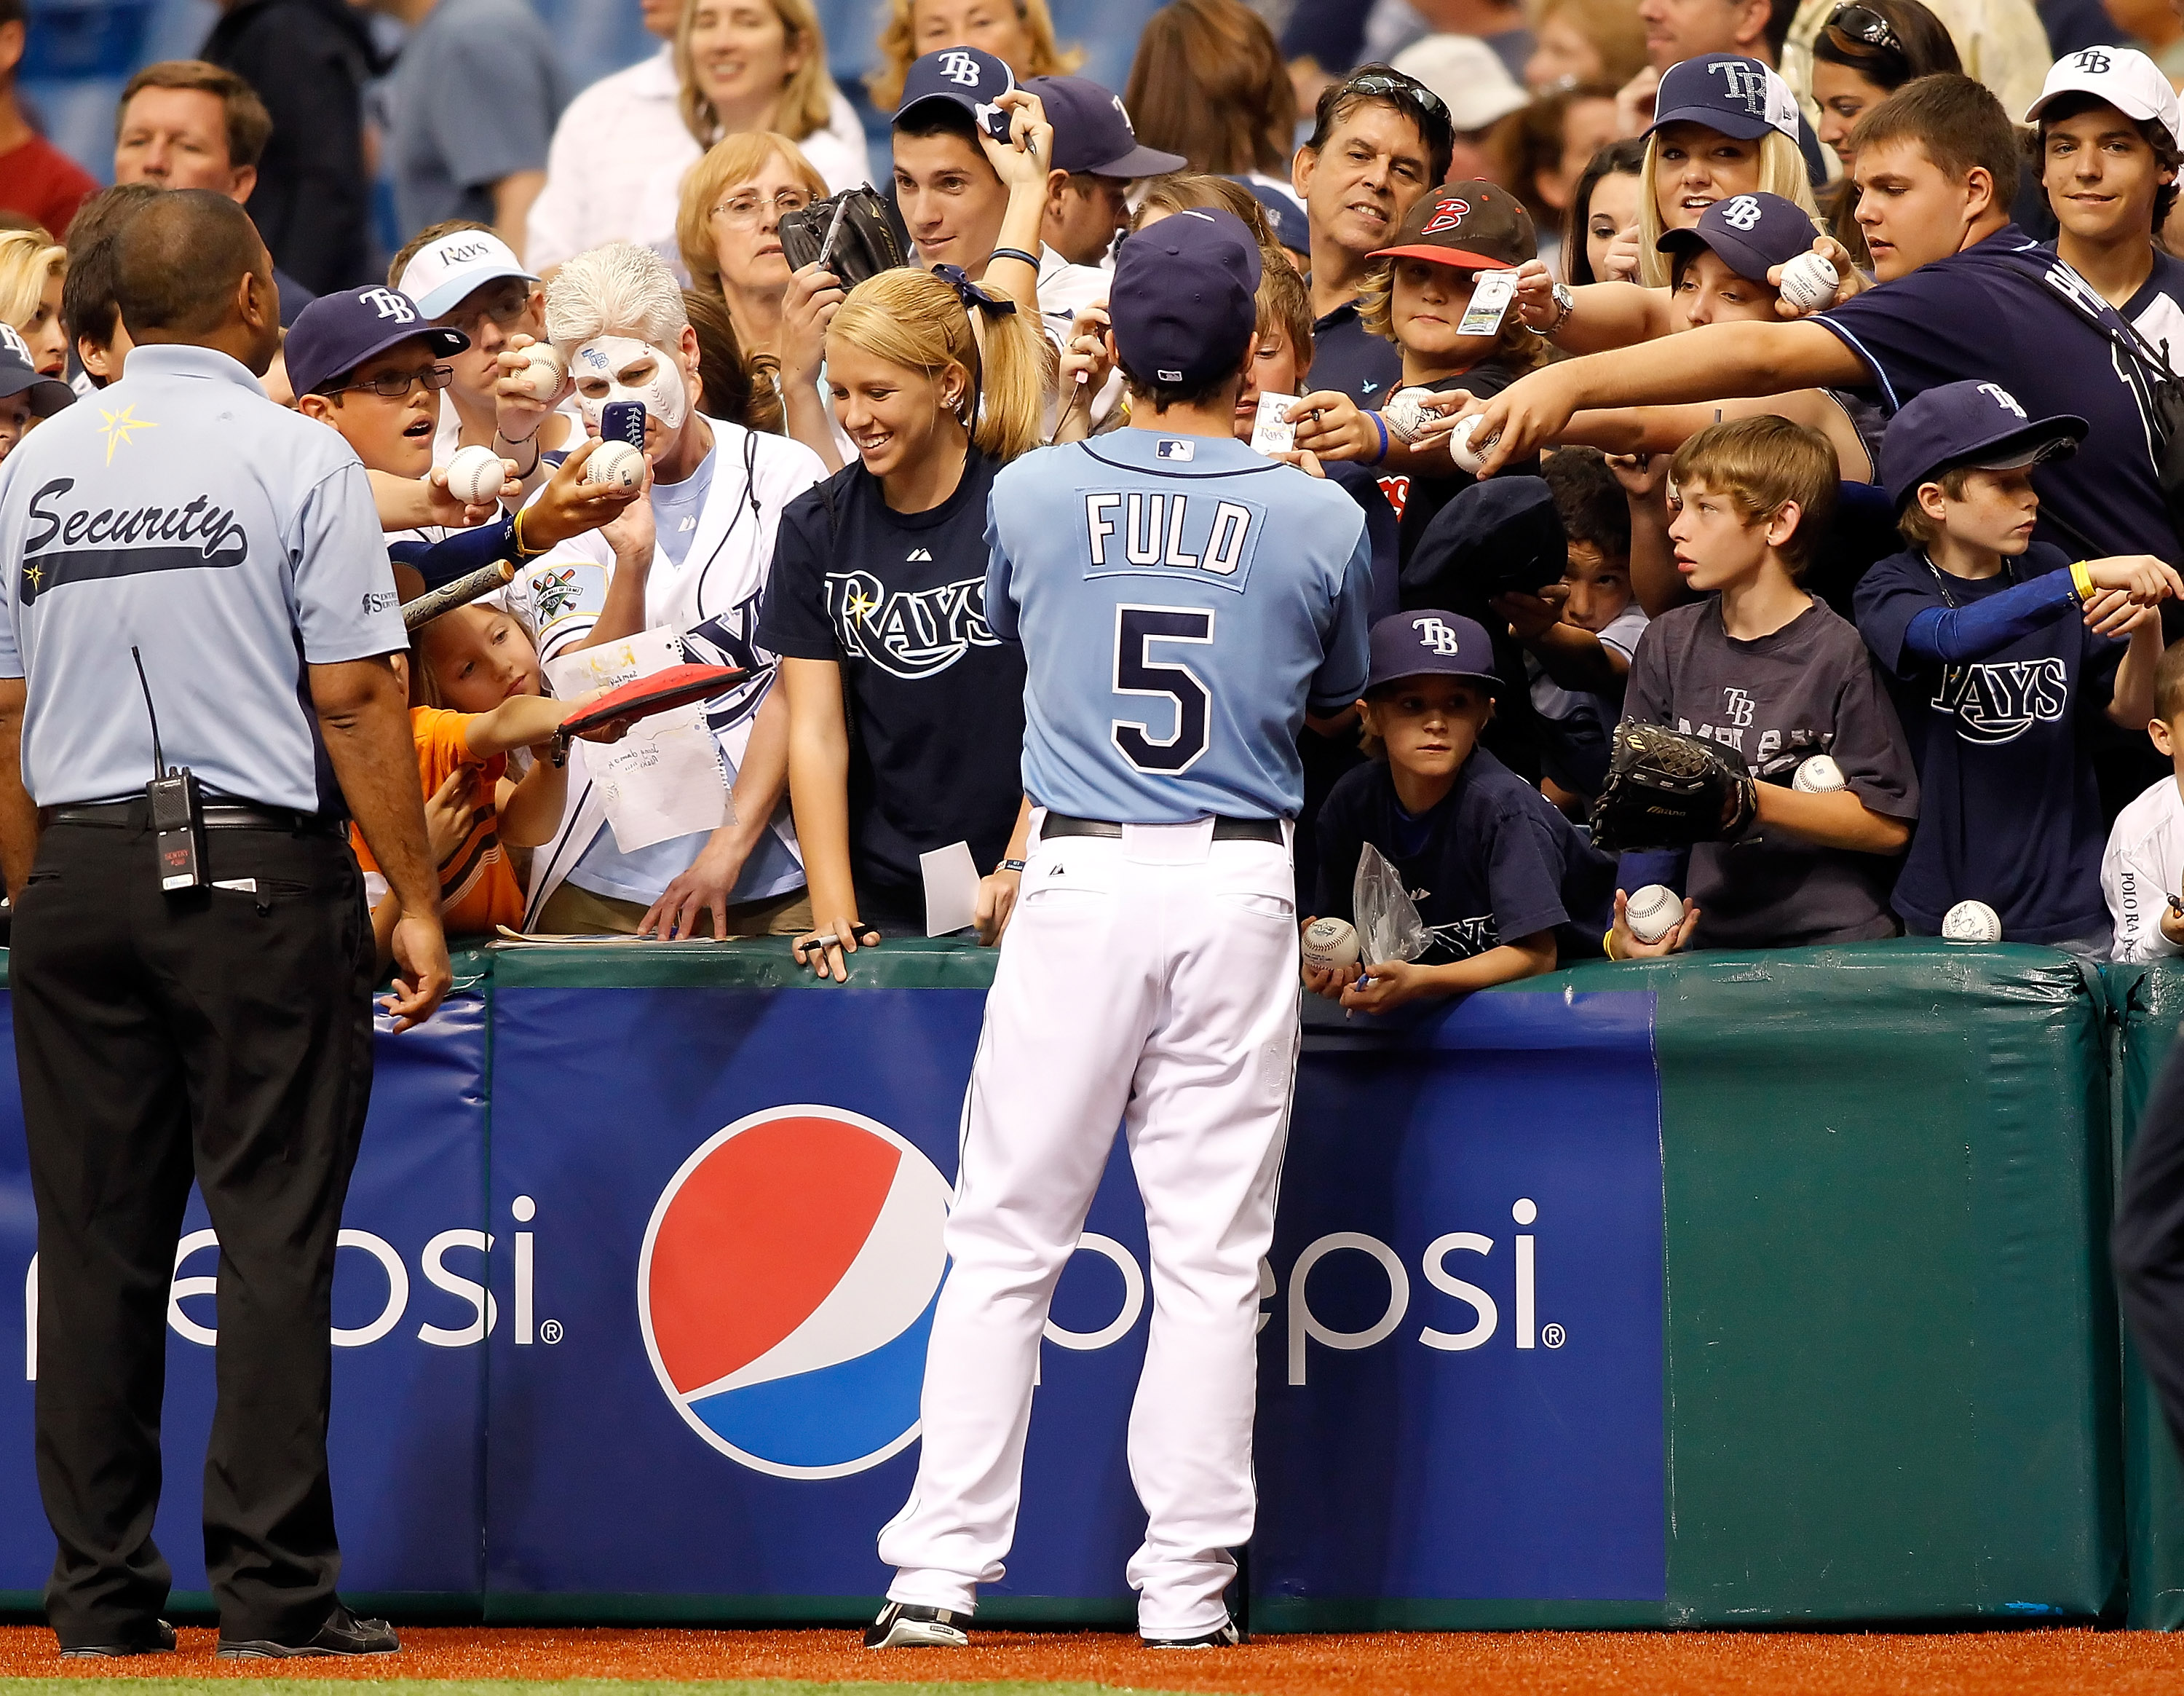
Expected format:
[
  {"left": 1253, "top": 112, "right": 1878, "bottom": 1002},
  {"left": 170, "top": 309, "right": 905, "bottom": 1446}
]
[
  {"left": 638, "top": 1106, "right": 951, "bottom": 1479},
  {"left": 1420, "top": 198, "right": 1471, "bottom": 235}
]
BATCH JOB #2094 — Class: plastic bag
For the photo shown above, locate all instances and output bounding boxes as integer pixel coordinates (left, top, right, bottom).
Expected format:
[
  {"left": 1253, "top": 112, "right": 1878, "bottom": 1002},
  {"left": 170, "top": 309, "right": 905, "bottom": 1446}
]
[{"left": 1353, "top": 843, "right": 1431, "bottom": 966}]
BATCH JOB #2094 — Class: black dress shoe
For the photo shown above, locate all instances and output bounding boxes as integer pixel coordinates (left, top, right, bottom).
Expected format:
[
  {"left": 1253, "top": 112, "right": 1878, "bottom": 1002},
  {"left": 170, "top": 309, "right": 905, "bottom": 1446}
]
[
  {"left": 58, "top": 1619, "right": 176, "bottom": 1658},
  {"left": 216, "top": 1604, "right": 398, "bottom": 1659}
]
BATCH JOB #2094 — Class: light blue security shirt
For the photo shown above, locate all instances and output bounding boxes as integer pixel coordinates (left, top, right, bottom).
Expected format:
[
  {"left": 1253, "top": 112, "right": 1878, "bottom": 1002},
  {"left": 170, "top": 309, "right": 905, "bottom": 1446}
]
[
  {"left": 986, "top": 430, "right": 1372, "bottom": 823},
  {"left": 0, "top": 344, "right": 405, "bottom": 810}
]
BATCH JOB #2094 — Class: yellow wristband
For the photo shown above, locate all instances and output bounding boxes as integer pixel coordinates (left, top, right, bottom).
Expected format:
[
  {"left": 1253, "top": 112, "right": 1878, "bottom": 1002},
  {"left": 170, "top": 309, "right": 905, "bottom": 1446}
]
[
  {"left": 1603, "top": 927, "right": 1618, "bottom": 962},
  {"left": 2070, "top": 559, "right": 2094, "bottom": 602},
  {"left": 512, "top": 508, "right": 547, "bottom": 560}
]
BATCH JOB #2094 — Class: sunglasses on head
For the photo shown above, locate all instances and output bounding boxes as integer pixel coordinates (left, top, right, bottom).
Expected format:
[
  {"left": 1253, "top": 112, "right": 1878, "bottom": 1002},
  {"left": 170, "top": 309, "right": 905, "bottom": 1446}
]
[
  {"left": 1339, "top": 71, "right": 1455, "bottom": 143},
  {"left": 1826, "top": 3, "right": 1905, "bottom": 54}
]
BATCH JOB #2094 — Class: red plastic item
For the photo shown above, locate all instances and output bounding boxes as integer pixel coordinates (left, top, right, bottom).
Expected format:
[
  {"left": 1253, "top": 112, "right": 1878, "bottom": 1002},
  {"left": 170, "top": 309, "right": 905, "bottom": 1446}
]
[{"left": 558, "top": 663, "right": 747, "bottom": 738}]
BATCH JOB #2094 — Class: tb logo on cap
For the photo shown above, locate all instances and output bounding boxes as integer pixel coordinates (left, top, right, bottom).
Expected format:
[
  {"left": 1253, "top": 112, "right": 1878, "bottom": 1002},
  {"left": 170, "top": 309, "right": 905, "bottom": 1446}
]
[
  {"left": 359, "top": 288, "right": 416, "bottom": 324},
  {"left": 2071, "top": 47, "right": 2112, "bottom": 73},
  {"left": 938, "top": 49, "right": 981, "bottom": 85},
  {"left": 1720, "top": 195, "right": 1763, "bottom": 231},
  {"left": 1978, "top": 382, "right": 2027, "bottom": 419},
  {"left": 0, "top": 324, "right": 28, "bottom": 363},
  {"left": 1420, "top": 197, "right": 1471, "bottom": 235},
  {"left": 1707, "top": 58, "right": 1771, "bottom": 114},
  {"left": 1412, "top": 616, "right": 1464, "bottom": 655}
]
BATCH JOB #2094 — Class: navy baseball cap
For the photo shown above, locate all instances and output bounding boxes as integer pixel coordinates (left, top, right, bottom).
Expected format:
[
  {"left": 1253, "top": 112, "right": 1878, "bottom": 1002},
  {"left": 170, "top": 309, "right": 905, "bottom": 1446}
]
[
  {"left": 285, "top": 286, "right": 467, "bottom": 397},
  {"left": 1878, "top": 379, "right": 2088, "bottom": 508},
  {"left": 0, "top": 324, "right": 72, "bottom": 418},
  {"left": 896, "top": 46, "right": 1016, "bottom": 143},
  {"left": 1649, "top": 54, "right": 1801, "bottom": 142},
  {"left": 1110, "top": 206, "right": 1260, "bottom": 388},
  {"left": 1029, "top": 75, "right": 1184, "bottom": 178},
  {"left": 1234, "top": 177, "right": 1309, "bottom": 252},
  {"left": 1400, "top": 476, "right": 1566, "bottom": 607},
  {"left": 1656, "top": 190, "right": 1816, "bottom": 283},
  {"left": 1365, "top": 610, "right": 1501, "bottom": 692}
]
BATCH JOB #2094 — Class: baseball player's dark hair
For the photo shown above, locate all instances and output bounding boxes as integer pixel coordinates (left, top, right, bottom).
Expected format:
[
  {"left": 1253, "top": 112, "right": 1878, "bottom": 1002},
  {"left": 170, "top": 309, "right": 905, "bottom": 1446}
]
[
  {"left": 117, "top": 60, "right": 273, "bottom": 170},
  {"left": 1848, "top": 74, "right": 2020, "bottom": 214},
  {"left": 387, "top": 218, "right": 496, "bottom": 293},
  {"left": 1543, "top": 446, "right": 1631, "bottom": 562},
  {"left": 2155, "top": 636, "right": 2184, "bottom": 724},
  {"left": 112, "top": 190, "right": 266, "bottom": 338},
  {"left": 1115, "top": 329, "right": 1256, "bottom": 413},
  {"left": 1669, "top": 414, "right": 1837, "bottom": 577},
  {"left": 1302, "top": 64, "right": 1455, "bottom": 189},
  {"left": 894, "top": 99, "right": 986, "bottom": 154},
  {"left": 2028, "top": 90, "right": 2183, "bottom": 230},
  {"left": 60, "top": 184, "right": 158, "bottom": 356}
]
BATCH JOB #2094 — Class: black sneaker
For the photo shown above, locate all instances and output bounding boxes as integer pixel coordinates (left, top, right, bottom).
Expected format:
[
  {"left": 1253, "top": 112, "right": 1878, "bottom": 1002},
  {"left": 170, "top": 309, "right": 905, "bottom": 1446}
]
[
  {"left": 1142, "top": 1616, "right": 1247, "bottom": 1649},
  {"left": 216, "top": 1604, "right": 398, "bottom": 1659},
  {"left": 863, "top": 1601, "right": 970, "bottom": 1648},
  {"left": 58, "top": 1620, "right": 176, "bottom": 1658}
]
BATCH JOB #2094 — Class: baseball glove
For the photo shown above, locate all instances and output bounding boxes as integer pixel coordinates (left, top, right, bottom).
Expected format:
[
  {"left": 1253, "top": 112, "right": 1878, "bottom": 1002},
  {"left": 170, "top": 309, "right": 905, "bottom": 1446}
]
[
  {"left": 1590, "top": 723, "right": 1759, "bottom": 852},
  {"left": 778, "top": 188, "right": 911, "bottom": 290}
]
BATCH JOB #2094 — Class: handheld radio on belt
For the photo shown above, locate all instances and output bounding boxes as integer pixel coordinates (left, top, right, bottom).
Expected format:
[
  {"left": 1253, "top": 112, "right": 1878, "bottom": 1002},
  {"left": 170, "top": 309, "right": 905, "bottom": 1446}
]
[{"left": 131, "top": 646, "right": 206, "bottom": 892}]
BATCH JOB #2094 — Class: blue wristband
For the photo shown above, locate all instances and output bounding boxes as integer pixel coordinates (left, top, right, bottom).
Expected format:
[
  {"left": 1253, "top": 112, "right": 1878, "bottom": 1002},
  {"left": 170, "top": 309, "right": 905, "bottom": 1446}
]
[{"left": 1370, "top": 411, "right": 1390, "bottom": 465}]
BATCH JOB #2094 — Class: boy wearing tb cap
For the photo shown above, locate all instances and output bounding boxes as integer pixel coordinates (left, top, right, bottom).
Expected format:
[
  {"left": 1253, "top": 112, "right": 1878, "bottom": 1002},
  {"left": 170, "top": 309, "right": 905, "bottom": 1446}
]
[
  {"left": 869, "top": 205, "right": 1369, "bottom": 1652},
  {"left": 1306, "top": 609, "right": 1616, "bottom": 1013},
  {"left": 1854, "top": 379, "right": 2177, "bottom": 951},
  {"left": 0, "top": 323, "right": 71, "bottom": 465}
]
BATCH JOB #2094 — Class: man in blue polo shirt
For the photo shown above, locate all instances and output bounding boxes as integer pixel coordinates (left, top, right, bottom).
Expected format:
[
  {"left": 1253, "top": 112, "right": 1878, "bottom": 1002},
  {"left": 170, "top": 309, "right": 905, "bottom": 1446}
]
[{"left": 0, "top": 191, "right": 446, "bottom": 1663}]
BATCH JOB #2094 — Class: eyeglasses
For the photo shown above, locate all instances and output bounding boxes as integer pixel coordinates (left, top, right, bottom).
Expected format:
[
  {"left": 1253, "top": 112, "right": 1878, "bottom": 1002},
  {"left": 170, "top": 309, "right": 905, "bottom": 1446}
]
[
  {"left": 1825, "top": 3, "right": 1904, "bottom": 53},
  {"left": 710, "top": 189, "right": 815, "bottom": 228},
  {"left": 441, "top": 291, "right": 530, "bottom": 338},
  {"left": 1337, "top": 69, "right": 1455, "bottom": 144},
  {"left": 327, "top": 363, "right": 456, "bottom": 400}
]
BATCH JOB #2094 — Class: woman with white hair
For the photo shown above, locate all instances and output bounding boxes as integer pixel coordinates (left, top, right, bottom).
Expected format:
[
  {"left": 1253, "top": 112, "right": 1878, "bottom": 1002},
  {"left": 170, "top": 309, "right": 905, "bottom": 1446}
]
[
  {"left": 510, "top": 240, "right": 830, "bottom": 938},
  {"left": 0, "top": 229, "right": 67, "bottom": 379}
]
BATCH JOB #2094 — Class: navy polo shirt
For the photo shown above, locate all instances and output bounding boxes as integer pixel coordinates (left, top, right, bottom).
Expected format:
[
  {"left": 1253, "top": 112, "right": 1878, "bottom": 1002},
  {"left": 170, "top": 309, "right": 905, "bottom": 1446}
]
[{"left": 1310, "top": 297, "right": 1403, "bottom": 406}]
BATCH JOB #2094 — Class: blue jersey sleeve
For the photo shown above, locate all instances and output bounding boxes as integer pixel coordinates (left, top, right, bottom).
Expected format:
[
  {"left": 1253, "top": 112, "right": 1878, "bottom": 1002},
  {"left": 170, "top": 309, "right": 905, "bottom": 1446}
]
[
  {"left": 388, "top": 512, "right": 518, "bottom": 590},
  {"left": 1307, "top": 521, "right": 1372, "bottom": 713},
  {"left": 982, "top": 492, "right": 1020, "bottom": 644}
]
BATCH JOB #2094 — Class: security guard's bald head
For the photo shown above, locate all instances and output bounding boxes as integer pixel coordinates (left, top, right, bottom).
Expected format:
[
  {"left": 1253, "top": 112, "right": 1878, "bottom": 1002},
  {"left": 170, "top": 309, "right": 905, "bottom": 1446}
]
[{"left": 114, "top": 189, "right": 280, "bottom": 376}]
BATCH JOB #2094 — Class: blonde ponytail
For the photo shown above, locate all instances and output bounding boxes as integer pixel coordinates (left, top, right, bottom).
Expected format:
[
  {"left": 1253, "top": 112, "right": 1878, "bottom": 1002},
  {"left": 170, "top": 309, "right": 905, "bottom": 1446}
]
[{"left": 827, "top": 268, "right": 1052, "bottom": 465}]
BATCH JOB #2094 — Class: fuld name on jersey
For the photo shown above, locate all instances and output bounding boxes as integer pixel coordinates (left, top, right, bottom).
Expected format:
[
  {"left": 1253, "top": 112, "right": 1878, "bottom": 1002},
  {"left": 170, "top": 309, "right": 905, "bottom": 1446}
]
[{"left": 1083, "top": 491, "right": 1261, "bottom": 587}]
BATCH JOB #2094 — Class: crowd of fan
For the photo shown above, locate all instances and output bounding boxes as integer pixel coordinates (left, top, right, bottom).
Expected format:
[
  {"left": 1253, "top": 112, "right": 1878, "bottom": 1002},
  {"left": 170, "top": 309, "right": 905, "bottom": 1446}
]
[{"left": 4, "top": 0, "right": 2184, "bottom": 1006}]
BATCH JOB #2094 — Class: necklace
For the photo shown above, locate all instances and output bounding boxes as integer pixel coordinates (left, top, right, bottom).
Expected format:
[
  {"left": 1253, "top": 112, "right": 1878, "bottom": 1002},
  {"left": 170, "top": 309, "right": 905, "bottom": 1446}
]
[{"left": 1920, "top": 549, "right": 2014, "bottom": 610}]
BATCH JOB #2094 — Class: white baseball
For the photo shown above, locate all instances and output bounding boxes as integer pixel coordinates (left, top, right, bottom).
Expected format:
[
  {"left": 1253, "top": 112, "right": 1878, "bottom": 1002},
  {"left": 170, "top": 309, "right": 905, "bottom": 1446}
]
[
  {"left": 1792, "top": 753, "right": 1845, "bottom": 793},
  {"left": 581, "top": 439, "right": 645, "bottom": 494},
  {"left": 443, "top": 443, "right": 507, "bottom": 508},
  {"left": 1447, "top": 411, "right": 1490, "bottom": 475},
  {"left": 1941, "top": 899, "right": 2002, "bottom": 942},
  {"left": 1382, "top": 387, "right": 1439, "bottom": 444},
  {"left": 1624, "top": 883, "right": 1685, "bottom": 946},
  {"left": 1777, "top": 250, "right": 1840, "bottom": 315},
  {"left": 509, "top": 342, "right": 566, "bottom": 402},
  {"left": 1301, "top": 916, "right": 1360, "bottom": 971}
]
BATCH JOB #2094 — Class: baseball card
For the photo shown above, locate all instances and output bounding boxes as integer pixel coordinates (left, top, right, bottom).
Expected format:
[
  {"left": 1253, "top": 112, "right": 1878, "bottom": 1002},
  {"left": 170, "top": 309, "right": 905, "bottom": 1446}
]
[
  {"left": 1250, "top": 393, "right": 1299, "bottom": 457},
  {"left": 1457, "top": 268, "right": 1517, "bottom": 337}
]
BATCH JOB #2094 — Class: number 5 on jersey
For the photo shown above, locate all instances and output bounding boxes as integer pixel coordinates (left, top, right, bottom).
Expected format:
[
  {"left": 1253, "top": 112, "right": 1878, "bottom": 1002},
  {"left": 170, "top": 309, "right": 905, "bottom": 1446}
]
[{"left": 1113, "top": 604, "right": 1214, "bottom": 773}]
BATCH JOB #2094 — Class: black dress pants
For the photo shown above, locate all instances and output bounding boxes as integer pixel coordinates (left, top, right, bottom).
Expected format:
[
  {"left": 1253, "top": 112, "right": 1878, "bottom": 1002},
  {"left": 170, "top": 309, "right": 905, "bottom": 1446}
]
[{"left": 11, "top": 807, "right": 374, "bottom": 1646}]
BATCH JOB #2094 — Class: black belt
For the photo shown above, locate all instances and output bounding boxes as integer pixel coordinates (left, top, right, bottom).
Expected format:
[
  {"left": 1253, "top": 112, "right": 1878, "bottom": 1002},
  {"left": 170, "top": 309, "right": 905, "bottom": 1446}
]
[
  {"left": 1041, "top": 813, "right": 1283, "bottom": 845},
  {"left": 39, "top": 800, "right": 345, "bottom": 837}
]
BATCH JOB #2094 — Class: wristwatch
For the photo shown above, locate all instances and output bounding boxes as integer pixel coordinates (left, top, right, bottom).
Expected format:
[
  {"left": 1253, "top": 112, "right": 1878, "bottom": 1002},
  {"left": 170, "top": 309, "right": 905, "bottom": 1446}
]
[{"left": 1532, "top": 280, "right": 1575, "bottom": 338}]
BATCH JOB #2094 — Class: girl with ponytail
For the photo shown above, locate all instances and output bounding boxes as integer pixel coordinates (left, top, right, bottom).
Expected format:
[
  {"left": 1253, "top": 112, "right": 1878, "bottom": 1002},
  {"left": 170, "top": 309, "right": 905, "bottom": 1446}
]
[{"left": 756, "top": 264, "right": 1050, "bottom": 979}]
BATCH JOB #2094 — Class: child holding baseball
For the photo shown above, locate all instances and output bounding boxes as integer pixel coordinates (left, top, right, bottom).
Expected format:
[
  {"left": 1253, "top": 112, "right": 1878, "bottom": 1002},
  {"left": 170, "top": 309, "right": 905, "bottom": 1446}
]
[
  {"left": 1610, "top": 416, "right": 1918, "bottom": 956},
  {"left": 1287, "top": 180, "right": 1546, "bottom": 554},
  {"left": 2104, "top": 645, "right": 2184, "bottom": 961},
  {"left": 1855, "top": 381, "right": 2176, "bottom": 954},
  {"left": 1303, "top": 610, "right": 1615, "bottom": 1014}
]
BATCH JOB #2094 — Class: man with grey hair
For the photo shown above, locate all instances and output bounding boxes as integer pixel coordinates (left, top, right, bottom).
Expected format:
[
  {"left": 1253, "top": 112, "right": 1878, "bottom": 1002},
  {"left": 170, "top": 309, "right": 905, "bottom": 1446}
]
[{"left": 511, "top": 240, "right": 827, "bottom": 940}]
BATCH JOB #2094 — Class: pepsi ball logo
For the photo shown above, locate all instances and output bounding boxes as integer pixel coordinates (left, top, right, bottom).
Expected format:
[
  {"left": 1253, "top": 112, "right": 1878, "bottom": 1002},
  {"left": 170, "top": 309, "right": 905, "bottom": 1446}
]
[{"left": 638, "top": 1106, "right": 951, "bottom": 1478}]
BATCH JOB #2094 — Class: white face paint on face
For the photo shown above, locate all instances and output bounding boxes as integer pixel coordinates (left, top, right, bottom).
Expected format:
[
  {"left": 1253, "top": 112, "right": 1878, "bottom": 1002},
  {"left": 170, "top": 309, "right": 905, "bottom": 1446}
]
[{"left": 570, "top": 334, "right": 689, "bottom": 434}]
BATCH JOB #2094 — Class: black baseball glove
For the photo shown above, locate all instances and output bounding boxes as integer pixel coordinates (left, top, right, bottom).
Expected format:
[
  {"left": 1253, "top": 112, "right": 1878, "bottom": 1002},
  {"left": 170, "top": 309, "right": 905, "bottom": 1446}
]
[
  {"left": 778, "top": 188, "right": 911, "bottom": 290},
  {"left": 1590, "top": 723, "right": 1760, "bottom": 852}
]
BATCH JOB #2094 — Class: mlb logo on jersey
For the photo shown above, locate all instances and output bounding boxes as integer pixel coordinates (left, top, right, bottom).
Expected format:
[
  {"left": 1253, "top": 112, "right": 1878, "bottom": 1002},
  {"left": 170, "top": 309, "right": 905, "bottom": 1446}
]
[{"left": 1082, "top": 489, "right": 1262, "bottom": 588}]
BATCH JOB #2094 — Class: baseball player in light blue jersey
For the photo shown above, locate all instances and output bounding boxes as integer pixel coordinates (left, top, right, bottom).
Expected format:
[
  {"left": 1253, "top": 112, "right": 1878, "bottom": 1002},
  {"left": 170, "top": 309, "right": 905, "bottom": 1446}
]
[{"left": 869, "top": 208, "right": 1372, "bottom": 1651}]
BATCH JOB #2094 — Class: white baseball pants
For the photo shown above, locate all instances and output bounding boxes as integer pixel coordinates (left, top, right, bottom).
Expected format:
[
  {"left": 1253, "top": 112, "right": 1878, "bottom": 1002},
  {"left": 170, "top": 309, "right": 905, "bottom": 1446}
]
[{"left": 878, "top": 817, "right": 1300, "bottom": 1636}]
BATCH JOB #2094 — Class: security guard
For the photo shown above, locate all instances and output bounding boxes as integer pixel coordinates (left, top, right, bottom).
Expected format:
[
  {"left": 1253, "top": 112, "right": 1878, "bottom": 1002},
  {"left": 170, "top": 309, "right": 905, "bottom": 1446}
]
[{"left": 0, "top": 191, "right": 451, "bottom": 1660}]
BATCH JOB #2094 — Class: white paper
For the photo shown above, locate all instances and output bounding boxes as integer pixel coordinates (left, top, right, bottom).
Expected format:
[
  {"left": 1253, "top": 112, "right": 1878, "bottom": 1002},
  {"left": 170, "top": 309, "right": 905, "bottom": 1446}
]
[
  {"left": 919, "top": 840, "right": 982, "bottom": 936},
  {"left": 1457, "top": 267, "right": 1516, "bottom": 337},
  {"left": 544, "top": 629, "right": 731, "bottom": 854},
  {"left": 1249, "top": 393, "right": 1299, "bottom": 456}
]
